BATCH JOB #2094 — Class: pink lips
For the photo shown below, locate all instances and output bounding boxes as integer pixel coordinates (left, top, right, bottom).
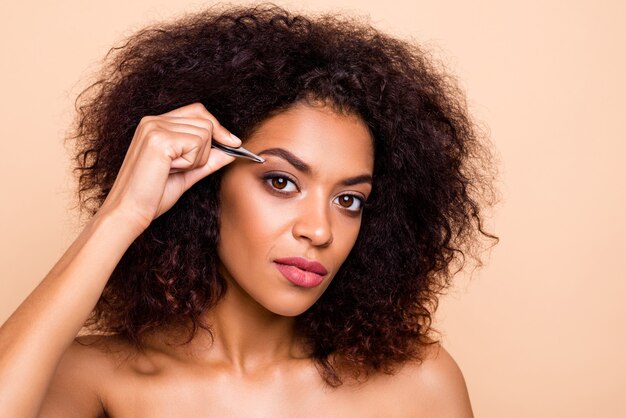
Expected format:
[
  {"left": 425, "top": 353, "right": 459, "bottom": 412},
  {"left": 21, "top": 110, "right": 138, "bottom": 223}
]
[{"left": 274, "top": 257, "right": 328, "bottom": 288}]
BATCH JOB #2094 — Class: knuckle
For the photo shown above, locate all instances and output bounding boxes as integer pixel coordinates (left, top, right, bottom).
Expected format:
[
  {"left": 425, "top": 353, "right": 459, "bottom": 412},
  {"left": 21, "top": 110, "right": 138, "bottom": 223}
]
[
  {"left": 198, "top": 127, "right": 211, "bottom": 140},
  {"left": 144, "top": 129, "right": 166, "bottom": 146},
  {"left": 139, "top": 115, "right": 155, "bottom": 124},
  {"left": 209, "top": 117, "right": 222, "bottom": 130},
  {"left": 140, "top": 118, "right": 159, "bottom": 132},
  {"left": 187, "top": 103, "right": 220, "bottom": 126},
  {"left": 188, "top": 102, "right": 209, "bottom": 114}
]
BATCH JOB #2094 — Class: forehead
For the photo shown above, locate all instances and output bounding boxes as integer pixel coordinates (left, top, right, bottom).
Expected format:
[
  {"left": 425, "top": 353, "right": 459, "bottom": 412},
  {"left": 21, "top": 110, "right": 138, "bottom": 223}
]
[{"left": 243, "top": 103, "right": 374, "bottom": 175}]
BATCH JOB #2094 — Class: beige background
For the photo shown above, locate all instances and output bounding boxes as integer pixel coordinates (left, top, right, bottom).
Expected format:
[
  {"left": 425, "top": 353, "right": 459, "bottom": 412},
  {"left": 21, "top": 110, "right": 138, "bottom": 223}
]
[{"left": 1, "top": 0, "right": 624, "bottom": 416}]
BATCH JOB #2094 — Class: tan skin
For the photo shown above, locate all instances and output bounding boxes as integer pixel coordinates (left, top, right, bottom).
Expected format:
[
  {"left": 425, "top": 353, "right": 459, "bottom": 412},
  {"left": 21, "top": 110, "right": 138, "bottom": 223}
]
[{"left": 0, "top": 102, "right": 472, "bottom": 417}]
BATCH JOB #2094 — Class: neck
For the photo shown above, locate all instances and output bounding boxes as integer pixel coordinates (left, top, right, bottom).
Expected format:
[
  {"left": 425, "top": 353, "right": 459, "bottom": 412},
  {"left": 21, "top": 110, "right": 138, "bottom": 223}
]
[{"left": 152, "top": 272, "right": 309, "bottom": 375}]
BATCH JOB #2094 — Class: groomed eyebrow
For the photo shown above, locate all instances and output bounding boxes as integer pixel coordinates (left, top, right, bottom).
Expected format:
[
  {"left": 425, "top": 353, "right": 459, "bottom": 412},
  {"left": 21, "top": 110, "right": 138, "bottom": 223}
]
[
  {"left": 258, "top": 148, "right": 310, "bottom": 173},
  {"left": 340, "top": 174, "right": 372, "bottom": 187},
  {"left": 257, "top": 147, "right": 373, "bottom": 187}
]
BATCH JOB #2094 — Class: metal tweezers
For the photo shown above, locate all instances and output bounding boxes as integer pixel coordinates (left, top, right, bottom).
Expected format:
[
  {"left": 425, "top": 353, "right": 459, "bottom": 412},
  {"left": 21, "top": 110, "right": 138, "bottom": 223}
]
[{"left": 211, "top": 142, "right": 265, "bottom": 163}]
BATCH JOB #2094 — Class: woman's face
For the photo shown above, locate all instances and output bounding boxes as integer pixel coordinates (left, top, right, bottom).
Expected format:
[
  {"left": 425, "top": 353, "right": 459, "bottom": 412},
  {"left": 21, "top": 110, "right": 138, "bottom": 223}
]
[{"left": 217, "top": 102, "right": 374, "bottom": 317}]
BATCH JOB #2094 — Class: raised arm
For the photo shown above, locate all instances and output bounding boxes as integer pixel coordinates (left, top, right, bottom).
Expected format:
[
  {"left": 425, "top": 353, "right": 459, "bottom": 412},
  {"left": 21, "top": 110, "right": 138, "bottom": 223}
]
[{"left": 0, "top": 103, "right": 240, "bottom": 417}]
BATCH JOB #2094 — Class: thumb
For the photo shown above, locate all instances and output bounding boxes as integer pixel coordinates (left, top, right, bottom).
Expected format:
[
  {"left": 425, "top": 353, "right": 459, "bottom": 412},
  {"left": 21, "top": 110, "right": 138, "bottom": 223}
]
[{"left": 180, "top": 149, "right": 236, "bottom": 189}]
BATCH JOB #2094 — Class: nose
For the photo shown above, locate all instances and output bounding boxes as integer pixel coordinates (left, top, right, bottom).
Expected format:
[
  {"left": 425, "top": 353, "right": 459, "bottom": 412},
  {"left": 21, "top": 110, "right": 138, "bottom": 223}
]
[{"left": 292, "top": 193, "right": 333, "bottom": 247}]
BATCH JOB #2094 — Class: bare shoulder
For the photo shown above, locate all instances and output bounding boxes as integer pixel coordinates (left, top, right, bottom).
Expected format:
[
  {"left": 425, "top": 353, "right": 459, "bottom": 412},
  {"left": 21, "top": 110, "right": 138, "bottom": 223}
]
[
  {"left": 393, "top": 343, "right": 474, "bottom": 418},
  {"left": 39, "top": 334, "right": 130, "bottom": 417}
]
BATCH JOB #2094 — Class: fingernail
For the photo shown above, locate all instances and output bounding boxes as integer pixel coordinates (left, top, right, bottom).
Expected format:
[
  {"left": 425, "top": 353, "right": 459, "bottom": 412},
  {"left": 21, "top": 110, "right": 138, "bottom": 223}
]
[{"left": 230, "top": 133, "right": 242, "bottom": 146}]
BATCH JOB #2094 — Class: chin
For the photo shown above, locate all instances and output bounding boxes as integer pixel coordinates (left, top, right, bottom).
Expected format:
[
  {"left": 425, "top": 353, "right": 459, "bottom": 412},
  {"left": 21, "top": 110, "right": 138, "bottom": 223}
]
[{"left": 259, "top": 291, "right": 322, "bottom": 317}]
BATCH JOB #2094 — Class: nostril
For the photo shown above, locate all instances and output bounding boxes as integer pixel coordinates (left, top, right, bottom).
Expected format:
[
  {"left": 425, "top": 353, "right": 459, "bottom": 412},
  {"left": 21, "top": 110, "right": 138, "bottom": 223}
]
[
  {"left": 292, "top": 220, "right": 333, "bottom": 247},
  {"left": 292, "top": 199, "right": 333, "bottom": 246}
]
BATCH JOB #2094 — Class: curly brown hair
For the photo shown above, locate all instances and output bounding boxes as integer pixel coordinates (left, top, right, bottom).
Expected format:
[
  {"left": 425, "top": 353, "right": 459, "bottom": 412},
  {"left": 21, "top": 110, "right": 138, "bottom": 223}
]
[{"left": 68, "top": 3, "right": 498, "bottom": 387}]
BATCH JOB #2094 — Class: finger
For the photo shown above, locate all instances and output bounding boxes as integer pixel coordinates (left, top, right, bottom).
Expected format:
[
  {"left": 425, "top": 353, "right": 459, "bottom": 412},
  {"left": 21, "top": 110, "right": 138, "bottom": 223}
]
[
  {"left": 180, "top": 149, "right": 237, "bottom": 189},
  {"left": 158, "top": 118, "right": 213, "bottom": 168},
  {"left": 157, "top": 121, "right": 211, "bottom": 169},
  {"left": 170, "top": 142, "right": 209, "bottom": 174},
  {"left": 157, "top": 119, "right": 212, "bottom": 139},
  {"left": 197, "top": 133, "right": 212, "bottom": 168},
  {"left": 161, "top": 132, "right": 206, "bottom": 170},
  {"left": 160, "top": 103, "right": 241, "bottom": 147},
  {"left": 160, "top": 102, "right": 208, "bottom": 118},
  {"left": 204, "top": 147, "right": 238, "bottom": 175},
  {"left": 159, "top": 117, "right": 214, "bottom": 134},
  {"left": 133, "top": 118, "right": 209, "bottom": 167}
]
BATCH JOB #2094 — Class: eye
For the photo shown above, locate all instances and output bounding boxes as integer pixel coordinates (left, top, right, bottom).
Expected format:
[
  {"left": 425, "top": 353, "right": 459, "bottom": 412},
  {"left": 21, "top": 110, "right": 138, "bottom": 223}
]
[
  {"left": 333, "top": 194, "right": 365, "bottom": 212},
  {"left": 263, "top": 174, "right": 298, "bottom": 193}
]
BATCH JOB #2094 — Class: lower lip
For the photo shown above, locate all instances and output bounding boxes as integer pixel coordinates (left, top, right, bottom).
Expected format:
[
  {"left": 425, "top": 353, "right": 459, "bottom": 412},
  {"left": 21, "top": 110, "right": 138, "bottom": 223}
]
[{"left": 274, "top": 262, "right": 325, "bottom": 288}]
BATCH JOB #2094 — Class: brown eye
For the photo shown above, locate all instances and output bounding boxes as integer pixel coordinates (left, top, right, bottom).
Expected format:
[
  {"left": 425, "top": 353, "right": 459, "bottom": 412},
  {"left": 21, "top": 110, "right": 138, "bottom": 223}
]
[
  {"left": 339, "top": 195, "right": 354, "bottom": 207},
  {"left": 271, "top": 177, "right": 288, "bottom": 189},
  {"left": 333, "top": 194, "right": 364, "bottom": 213},
  {"left": 264, "top": 175, "right": 297, "bottom": 192}
]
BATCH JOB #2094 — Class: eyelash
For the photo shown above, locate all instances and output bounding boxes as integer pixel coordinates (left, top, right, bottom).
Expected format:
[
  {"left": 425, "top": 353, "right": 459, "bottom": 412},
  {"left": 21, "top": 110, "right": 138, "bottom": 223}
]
[{"left": 261, "top": 173, "right": 366, "bottom": 214}]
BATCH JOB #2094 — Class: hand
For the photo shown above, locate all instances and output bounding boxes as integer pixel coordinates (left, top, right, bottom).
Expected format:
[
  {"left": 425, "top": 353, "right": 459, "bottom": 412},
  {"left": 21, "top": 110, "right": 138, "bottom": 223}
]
[{"left": 97, "top": 102, "right": 240, "bottom": 232}]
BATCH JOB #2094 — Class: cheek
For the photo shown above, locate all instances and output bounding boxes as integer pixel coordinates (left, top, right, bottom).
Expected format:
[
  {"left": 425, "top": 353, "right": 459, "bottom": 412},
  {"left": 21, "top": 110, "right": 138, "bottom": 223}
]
[
  {"left": 218, "top": 176, "right": 288, "bottom": 265},
  {"left": 334, "top": 218, "right": 362, "bottom": 261}
]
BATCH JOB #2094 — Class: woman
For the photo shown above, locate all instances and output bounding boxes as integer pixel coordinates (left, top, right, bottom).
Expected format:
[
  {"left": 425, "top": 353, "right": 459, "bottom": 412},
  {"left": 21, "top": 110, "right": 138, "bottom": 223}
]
[{"left": 0, "top": 4, "right": 497, "bottom": 417}]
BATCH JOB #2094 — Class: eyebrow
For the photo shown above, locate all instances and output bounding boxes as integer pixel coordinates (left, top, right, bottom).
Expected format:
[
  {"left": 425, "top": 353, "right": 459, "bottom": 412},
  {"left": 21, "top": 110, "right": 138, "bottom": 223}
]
[
  {"left": 257, "top": 147, "right": 373, "bottom": 186},
  {"left": 258, "top": 148, "right": 310, "bottom": 173}
]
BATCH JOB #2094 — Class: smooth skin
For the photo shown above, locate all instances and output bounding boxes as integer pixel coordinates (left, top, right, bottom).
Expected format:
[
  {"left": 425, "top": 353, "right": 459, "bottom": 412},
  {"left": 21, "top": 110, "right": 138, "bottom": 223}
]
[{"left": 0, "top": 102, "right": 473, "bottom": 417}]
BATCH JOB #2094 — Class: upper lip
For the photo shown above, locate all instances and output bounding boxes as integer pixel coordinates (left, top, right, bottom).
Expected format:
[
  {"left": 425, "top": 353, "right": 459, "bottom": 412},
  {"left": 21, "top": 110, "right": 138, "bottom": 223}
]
[{"left": 274, "top": 257, "right": 328, "bottom": 275}]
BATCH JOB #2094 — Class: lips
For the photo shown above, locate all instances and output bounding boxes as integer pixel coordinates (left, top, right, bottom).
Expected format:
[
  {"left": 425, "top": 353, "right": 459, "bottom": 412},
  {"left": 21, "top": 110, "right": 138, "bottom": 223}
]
[
  {"left": 273, "top": 257, "right": 328, "bottom": 288},
  {"left": 274, "top": 257, "right": 328, "bottom": 275}
]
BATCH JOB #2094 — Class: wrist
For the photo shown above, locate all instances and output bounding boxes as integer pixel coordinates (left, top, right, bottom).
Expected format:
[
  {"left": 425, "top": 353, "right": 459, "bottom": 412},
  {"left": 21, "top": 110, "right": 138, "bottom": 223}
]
[{"left": 90, "top": 206, "right": 149, "bottom": 240}]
